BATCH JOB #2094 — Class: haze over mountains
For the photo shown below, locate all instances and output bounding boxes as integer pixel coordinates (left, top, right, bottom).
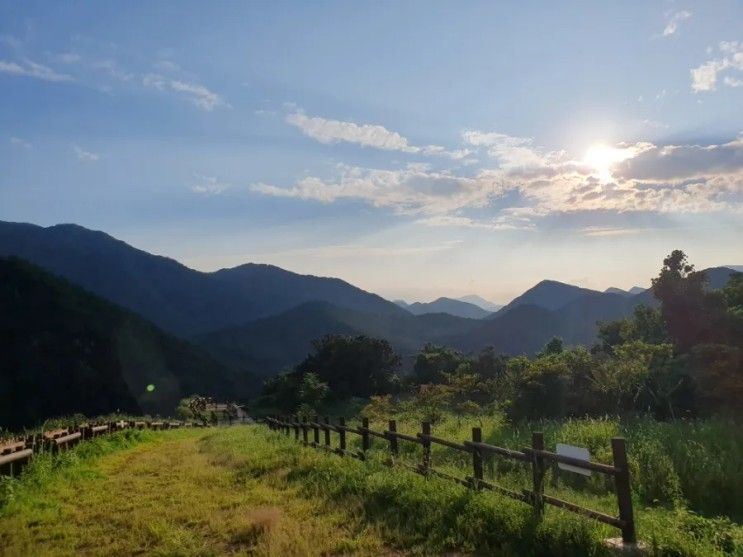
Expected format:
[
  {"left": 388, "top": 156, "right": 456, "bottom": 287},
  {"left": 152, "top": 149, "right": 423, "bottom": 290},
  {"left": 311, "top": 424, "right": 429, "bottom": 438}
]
[
  {"left": 1, "top": 220, "right": 740, "bottom": 379},
  {"left": 395, "top": 297, "right": 492, "bottom": 319}
]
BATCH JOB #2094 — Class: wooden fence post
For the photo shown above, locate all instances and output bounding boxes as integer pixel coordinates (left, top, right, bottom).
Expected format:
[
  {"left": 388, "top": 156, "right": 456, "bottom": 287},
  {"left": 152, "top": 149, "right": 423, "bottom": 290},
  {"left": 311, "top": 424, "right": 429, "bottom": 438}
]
[
  {"left": 611, "top": 437, "right": 636, "bottom": 544},
  {"left": 361, "top": 417, "right": 370, "bottom": 459},
  {"left": 313, "top": 415, "right": 320, "bottom": 446},
  {"left": 388, "top": 420, "right": 399, "bottom": 458},
  {"left": 302, "top": 416, "right": 309, "bottom": 446},
  {"left": 420, "top": 422, "right": 431, "bottom": 476},
  {"left": 339, "top": 417, "right": 347, "bottom": 453},
  {"left": 471, "top": 427, "right": 483, "bottom": 489},
  {"left": 531, "top": 432, "right": 545, "bottom": 515},
  {"left": 324, "top": 416, "right": 331, "bottom": 448},
  {"left": 293, "top": 415, "right": 300, "bottom": 441}
]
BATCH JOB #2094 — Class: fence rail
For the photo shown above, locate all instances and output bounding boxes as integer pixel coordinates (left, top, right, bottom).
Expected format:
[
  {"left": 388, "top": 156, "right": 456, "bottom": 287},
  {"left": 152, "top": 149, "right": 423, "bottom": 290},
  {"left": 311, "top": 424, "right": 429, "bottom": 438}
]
[
  {"left": 264, "top": 415, "right": 637, "bottom": 544},
  {"left": 0, "top": 419, "right": 213, "bottom": 479}
]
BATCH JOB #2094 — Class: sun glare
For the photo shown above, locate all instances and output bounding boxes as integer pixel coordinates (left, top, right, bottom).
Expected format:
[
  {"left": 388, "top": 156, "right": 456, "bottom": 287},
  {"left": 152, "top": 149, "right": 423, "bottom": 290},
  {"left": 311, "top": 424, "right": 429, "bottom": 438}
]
[{"left": 583, "top": 143, "right": 631, "bottom": 181}]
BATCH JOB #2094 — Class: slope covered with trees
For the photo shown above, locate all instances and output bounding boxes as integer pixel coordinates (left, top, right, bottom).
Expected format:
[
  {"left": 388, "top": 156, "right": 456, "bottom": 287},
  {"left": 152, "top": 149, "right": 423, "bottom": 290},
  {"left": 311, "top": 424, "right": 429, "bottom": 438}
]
[{"left": 0, "top": 257, "right": 256, "bottom": 428}]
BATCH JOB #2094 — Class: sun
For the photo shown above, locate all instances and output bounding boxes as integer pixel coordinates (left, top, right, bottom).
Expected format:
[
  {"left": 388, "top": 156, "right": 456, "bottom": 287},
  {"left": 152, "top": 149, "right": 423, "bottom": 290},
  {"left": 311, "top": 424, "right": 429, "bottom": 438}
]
[{"left": 583, "top": 143, "right": 632, "bottom": 181}]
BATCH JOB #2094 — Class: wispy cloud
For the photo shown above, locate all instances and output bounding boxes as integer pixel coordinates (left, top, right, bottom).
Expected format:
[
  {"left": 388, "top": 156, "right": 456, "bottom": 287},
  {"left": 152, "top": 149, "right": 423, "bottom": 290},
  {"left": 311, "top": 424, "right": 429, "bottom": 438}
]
[
  {"left": 192, "top": 175, "right": 229, "bottom": 195},
  {"left": 73, "top": 145, "right": 100, "bottom": 162},
  {"left": 662, "top": 10, "right": 691, "bottom": 37},
  {"left": 580, "top": 226, "right": 643, "bottom": 237},
  {"left": 92, "top": 59, "right": 133, "bottom": 82},
  {"left": 10, "top": 136, "right": 32, "bottom": 149},
  {"left": 142, "top": 73, "right": 229, "bottom": 111},
  {"left": 285, "top": 111, "right": 469, "bottom": 159},
  {"left": 0, "top": 59, "right": 73, "bottom": 82},
  {"left": 691, "top": 41, "right": 743, "bottom": 92}
]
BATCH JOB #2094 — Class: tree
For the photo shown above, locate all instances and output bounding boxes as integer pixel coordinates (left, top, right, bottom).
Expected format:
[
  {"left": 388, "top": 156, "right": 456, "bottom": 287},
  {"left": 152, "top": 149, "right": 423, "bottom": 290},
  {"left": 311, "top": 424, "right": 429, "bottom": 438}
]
[
  {"left": 651, "top": 250, "right": 726, "bottom": 351},
  {"left": 296, "top": 372, "right": 329, "bottom": 414},
  {"left": 538, "top": 336, "right": 564, "bottom": 357},
  {"left": 412, "top": 344, "right": 466, "bottom": 384},
  {"left": 296, "top": 335, "right": 401, "bottom": 398}
]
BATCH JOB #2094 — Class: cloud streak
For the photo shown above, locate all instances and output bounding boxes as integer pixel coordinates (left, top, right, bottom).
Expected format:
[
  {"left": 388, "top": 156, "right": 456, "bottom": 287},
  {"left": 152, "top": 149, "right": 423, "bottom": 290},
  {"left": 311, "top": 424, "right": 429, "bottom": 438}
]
[
  {"left": 285, "top": 111, "right": 469, "bottom": 159},
  {"left": 0, "top": 59, "right": 73, "bottom": 82},
  {"left": 142, "top": 73, "right": 229, "bottom": 111}
]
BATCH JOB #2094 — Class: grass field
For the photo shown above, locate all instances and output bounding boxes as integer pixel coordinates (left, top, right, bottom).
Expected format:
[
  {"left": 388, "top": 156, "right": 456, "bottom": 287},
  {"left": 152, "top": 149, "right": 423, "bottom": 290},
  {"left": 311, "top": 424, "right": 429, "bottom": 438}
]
[{"left": 0, "top": 423, "right": 741, "bottom": 556}]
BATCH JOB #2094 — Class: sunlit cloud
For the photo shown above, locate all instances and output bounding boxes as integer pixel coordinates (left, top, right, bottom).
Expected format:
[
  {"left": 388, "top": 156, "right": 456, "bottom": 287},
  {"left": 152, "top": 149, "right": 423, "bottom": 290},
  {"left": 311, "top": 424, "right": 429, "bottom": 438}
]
[
  {"left": 251, "top": 133, "right": 743, "bottom": 228},
  {"left": 691, "top": 41, "right": 743, "bottom": 92}
]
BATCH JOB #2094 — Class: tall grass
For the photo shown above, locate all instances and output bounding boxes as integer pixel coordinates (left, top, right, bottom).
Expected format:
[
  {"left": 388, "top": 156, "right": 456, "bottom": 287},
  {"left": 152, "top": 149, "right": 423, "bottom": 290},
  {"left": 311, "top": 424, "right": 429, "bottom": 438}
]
[
  {"left": 350, "top": 411, "right": 743, "bottom": 522},
  {"left": 204, "top": 426, "right": 743, "bottom": 556}
]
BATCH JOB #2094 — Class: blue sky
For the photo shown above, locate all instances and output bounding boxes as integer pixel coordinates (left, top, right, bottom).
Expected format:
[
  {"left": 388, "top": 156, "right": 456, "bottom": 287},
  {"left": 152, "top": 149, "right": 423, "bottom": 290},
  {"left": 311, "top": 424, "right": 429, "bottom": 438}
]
[{"left": 1, "top": 1, "right": 742, "bottom": 302}]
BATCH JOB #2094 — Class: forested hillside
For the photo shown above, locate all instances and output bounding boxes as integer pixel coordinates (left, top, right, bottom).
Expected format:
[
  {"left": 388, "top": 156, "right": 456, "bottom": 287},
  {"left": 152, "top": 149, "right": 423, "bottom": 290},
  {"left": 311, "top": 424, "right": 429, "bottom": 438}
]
[{"left": 0, "top": 257, "right": 256, "bottom": 427}]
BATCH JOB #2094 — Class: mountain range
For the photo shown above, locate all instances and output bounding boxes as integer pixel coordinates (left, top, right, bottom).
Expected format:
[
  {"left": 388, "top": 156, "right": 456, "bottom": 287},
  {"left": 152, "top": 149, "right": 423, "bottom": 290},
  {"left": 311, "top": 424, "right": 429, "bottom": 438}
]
[
  {"left": 395, "top": 297, "right": 491, "bottom": 319},
  {"left": 1, "top": 220, "right": 740, "bottom": 381}
]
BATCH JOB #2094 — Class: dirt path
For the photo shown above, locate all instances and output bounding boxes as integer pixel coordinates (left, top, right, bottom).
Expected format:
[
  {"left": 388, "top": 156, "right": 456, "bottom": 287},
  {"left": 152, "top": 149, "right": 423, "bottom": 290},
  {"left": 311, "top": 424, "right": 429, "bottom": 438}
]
[{"left": 0, "top": 430, "right": 386, "bottom": 556}]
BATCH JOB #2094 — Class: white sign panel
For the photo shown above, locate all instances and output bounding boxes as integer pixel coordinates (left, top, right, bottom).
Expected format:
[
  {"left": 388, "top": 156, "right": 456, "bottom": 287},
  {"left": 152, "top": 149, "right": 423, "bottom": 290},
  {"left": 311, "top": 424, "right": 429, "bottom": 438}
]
[{"left": 556, "top": 443, "right": 591, "bottom": 476}]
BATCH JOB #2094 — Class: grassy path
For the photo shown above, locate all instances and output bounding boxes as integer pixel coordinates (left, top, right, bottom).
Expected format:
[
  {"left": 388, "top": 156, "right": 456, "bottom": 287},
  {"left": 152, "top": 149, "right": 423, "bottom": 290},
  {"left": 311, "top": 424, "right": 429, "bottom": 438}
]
[{"left": 0, "top": 428, "right": 387, "bottom": 556}]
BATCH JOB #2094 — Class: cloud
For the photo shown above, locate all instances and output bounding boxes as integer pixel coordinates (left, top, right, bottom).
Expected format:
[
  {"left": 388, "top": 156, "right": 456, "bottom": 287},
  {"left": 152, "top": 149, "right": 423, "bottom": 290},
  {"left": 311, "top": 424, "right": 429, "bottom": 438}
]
[
  {"left": 142, "top": 73, "right": 229, "bottom": 111},
  {"left": 691, "top": 41, "right": 743, "bottom": 92},
  {"left": 662, "top": 10, "right": 692, "bottom": 37},
  {"left": 285, "top": 111, "right": 469, "bottom": 159},
  {"left": 192, "top": 176, "right": 229, "bottom": 195},
  {"left": 615, "top": 137, "right": 743, "bottom": 181},
  {"left": 92, "top": 60, "right": 133, "bottom": 82},
  {"left": 580, "top": 226, "right": 643, "bottom": 237},
  {"left": 0, "top": 59, "right": 73, "bottom": 82},
  {"left": 462, "top": 130, "right": 559, "bottom": 169},
  {"left": 251, "top": 134, "right": 743, "bottom": 228},
  {"left": 73, "top": 145, "right": 99, "bottom": 162},
  {"left": 10, "top": 137, "right": 31, "bottom": 149},
  {"left": 252, "top": 164, "right": 507, "bottom": 216}
]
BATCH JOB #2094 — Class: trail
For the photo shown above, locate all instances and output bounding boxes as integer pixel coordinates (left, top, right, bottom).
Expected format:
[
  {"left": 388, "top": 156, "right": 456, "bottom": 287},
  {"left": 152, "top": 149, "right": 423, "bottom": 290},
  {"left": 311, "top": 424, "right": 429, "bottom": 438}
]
[{"left": 0, "top": 429, "right": 387, "bottom": 557}]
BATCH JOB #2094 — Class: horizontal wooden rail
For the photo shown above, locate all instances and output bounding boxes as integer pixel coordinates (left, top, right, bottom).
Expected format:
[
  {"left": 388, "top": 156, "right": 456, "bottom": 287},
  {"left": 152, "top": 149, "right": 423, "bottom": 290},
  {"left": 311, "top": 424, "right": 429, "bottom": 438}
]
[
  {"left": 0, "top": 448, "right": 33, "bottom": 466},
  {"left": 264, "top": 415, "right": 637, "bottom": 544},
  {"left": 522, "top": 447, "right": 619, "bottom": 475},
  {"left": 417, "top": 433, "right": 470, "bottom": 452},
  {"left": 464, "top": 440, "right": 529, "bottom": 461}
]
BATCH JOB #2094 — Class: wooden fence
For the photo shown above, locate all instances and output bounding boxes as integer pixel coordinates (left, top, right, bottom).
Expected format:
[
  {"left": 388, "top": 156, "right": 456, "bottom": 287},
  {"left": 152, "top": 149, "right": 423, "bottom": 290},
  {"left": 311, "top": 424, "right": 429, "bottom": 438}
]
[
  {"left": 264, "top": 415, "right": 636, "bottom": 544},
  {"left": 0, "top": 419, "right": 209, "bottom": 478}
]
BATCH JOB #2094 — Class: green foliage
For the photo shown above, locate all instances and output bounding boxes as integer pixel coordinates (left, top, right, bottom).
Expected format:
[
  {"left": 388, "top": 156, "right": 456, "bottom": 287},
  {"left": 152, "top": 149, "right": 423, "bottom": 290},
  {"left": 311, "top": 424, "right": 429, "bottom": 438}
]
[{"left": 297, "top": 334, "right": 401, "bottom": 398}]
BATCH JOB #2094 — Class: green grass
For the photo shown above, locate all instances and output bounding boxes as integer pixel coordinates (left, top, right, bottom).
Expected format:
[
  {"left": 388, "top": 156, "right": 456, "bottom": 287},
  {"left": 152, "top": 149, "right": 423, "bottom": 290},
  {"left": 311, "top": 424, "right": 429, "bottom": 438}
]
[
  {"left": 1, "top": 422, "right": 740, "bottom": 556},
  {"left": 0, "top": 427, "right": 387, "bottom": 556}
]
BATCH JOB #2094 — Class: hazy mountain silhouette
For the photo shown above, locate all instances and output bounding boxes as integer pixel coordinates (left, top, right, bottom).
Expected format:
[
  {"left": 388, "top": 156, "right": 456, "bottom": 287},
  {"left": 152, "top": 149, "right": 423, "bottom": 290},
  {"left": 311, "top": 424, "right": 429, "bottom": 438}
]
[
  {"left": 402, "top": 297, "right": 491, "bottom": 319},
  {"left": 0, "top": 257, "right": 255, "bottom": 428},
  {"left": 456, "top": 295, "right": 503, "bottom": 312},
  {"left": 3, "top": 220, "right": 738, "bottom": 377},
  {"left": 0, "top": 221, "right": 405, "bottom": 336},
  {"left": 490, "top": 279, "right": 600, "bottom": 318},
  {"left": 197, "top": 301, "right": 482, "bottom": 374}
]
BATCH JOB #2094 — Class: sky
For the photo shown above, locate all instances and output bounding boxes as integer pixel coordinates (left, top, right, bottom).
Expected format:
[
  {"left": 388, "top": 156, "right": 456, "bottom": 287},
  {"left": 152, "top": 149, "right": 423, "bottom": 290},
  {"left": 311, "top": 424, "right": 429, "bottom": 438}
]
[{"left": 1, "top": 1, "right": 742, "bottom": 303}]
